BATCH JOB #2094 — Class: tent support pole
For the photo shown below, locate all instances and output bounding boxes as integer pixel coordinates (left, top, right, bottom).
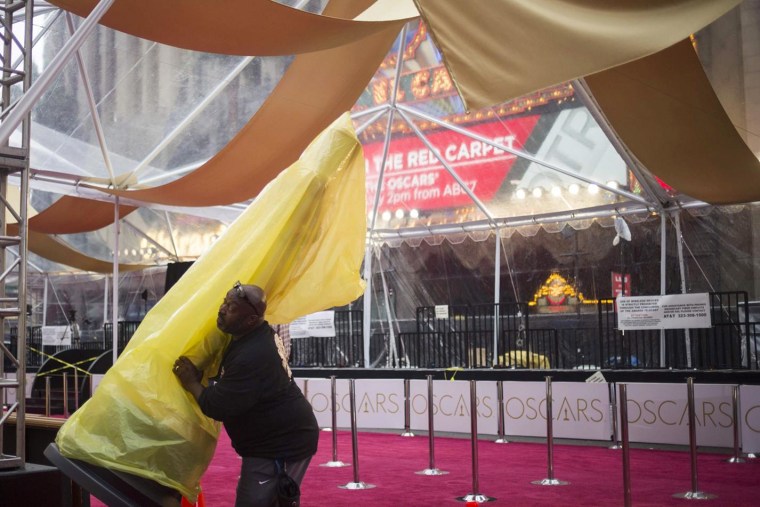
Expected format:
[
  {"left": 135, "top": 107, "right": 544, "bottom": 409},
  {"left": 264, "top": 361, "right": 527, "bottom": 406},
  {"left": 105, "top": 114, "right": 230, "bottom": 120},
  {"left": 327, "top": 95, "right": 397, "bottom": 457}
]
[
  {"left": 674, "top": 211, "right": 691, "bottom": 368},
  {"left": 112, "top": 196, "right": 120, "bottom": 365},
  {"left": 362, "top": 245, "right": 372, "bottom": 368},
  {"left": 660, "top": 213, "right": 667, "bottom": 367},
  {"left": 493, "top": 229, "right": 501, "bottom": 367}
]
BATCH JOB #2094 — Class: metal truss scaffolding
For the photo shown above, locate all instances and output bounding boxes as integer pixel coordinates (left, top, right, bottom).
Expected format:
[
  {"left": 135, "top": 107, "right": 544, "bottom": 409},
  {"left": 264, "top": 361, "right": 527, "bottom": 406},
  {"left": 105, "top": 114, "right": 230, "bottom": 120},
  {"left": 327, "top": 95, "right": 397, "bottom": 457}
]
[{"left": 0, "top": 0, "right": 33, "bottom": 470}]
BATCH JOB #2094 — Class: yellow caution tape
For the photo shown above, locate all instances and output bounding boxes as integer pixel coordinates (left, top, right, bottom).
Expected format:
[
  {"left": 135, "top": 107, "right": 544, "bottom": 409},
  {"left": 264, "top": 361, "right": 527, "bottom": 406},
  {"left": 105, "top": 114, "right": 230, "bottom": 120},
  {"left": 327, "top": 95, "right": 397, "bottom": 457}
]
[{"left": 28, "top": 346, "right": 99, "bottom": 377}]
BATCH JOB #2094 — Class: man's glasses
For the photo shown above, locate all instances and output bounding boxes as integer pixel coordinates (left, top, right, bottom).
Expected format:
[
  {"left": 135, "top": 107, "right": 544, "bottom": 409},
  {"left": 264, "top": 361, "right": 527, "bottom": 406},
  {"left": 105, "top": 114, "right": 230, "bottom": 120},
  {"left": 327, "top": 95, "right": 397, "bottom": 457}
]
[{"left": 233, "top": 281, "right": 259, "bottom": 316}]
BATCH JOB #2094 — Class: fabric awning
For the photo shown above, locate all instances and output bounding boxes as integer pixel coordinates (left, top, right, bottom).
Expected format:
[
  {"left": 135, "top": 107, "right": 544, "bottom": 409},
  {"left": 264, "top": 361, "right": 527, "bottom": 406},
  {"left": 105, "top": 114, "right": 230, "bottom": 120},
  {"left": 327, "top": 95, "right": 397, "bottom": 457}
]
[
  {"left": 28, "top": 196, "right": 137, "bottom": 234},
  {"left": 412, "top": 0, "right": 740, "bottom": 111},
  {"left": 47, "top": 0, "right": 416, "bottom": 56},
  {"left": 86, "top": 0, "right": 406, "bottom": 206},
  {"left": 8, "top": 223, "right": 147, "bottom": 273},
  {"left": 584, "top": 39, "right": 760, "bottom": 205}
]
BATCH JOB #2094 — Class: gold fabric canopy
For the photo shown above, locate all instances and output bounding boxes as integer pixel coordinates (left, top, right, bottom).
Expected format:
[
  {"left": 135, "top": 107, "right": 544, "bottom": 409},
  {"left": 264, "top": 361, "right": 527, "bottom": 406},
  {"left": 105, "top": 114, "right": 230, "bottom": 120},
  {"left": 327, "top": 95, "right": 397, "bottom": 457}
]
[
  {"left": 88, "top": 0, "right": 407, "bottom": 206},
  {"left": 585, "top": 39, "right": 760, "bottom": 205},
  {"left": 28, "top": 196, "right": 137, "bottom": 234},
  {"left": 412, "top": 0, "right": 741, "bottom": 111},
  {"left": 47, "top": 0, "right": 415, "bottom": 56}
]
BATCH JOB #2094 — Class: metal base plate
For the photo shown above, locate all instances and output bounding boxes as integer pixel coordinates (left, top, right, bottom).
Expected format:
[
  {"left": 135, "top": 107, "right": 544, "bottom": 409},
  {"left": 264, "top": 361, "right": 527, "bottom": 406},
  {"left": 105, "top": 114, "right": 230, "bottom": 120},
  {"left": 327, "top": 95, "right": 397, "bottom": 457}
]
[
  {"left": 494, "top": 438, "right": 509, "bottom": 444},
  {"left": 400, "top": 431, "right": 415, "bottom": 437},
  {"left": 455, "top": 493, "right": 496, "bottom": 503},
  {"left": 673, "top": 491, "right": 717, "bottom": 500},
  {"left": 320, "top": 460, "right": 350, "bottom": 467},
  {"left": 339, "top": 481, "right": 376, "bottom": 490},
  {"left": 532, "top": 478, "right": 570, "bottom": 486},
  {"left": 415, "top": 468, "right": 449, "bottom": 476},
  {"left": 725, "top": 456, "right": 746, "bottom": 463}
]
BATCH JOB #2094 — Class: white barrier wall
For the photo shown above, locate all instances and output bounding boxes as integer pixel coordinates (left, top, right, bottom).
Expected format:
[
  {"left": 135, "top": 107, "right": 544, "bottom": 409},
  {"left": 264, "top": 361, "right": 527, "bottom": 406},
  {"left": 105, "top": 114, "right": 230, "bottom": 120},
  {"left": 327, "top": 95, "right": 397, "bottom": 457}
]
[
  {"left": 82, "top": 375, "right": 755, "bottom": 451},
  {"left": 622, "top": 383, "right": 733, "bottom": 447},
  {"left": 295, "top": 377, "right": 756, "bottom": 450},
  {"left": 740, "top": 385, "right": 760, "bottom": 453}
]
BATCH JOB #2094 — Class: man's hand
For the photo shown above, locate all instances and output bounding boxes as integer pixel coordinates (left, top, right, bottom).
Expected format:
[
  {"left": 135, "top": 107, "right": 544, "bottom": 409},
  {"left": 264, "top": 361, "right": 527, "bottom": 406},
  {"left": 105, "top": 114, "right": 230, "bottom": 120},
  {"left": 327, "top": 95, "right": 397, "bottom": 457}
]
[{"left": 173, "top": 356, "right": 203, "bottom": 401}]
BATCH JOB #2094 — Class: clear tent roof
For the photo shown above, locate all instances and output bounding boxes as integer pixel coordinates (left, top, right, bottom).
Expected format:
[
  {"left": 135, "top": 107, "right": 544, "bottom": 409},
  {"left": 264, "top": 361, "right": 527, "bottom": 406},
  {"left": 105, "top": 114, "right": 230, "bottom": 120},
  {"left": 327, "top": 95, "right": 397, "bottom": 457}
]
[{"left": 2, "top": 0, "right": 757, "bottom": 275}]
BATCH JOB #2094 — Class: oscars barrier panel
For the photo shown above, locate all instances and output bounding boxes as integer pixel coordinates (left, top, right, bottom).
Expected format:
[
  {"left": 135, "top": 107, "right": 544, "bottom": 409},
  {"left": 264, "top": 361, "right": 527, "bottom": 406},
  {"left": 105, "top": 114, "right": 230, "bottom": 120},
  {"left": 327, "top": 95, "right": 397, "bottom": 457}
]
[{"left": 292, "top": 379, "right": 760, "bottom": 450}]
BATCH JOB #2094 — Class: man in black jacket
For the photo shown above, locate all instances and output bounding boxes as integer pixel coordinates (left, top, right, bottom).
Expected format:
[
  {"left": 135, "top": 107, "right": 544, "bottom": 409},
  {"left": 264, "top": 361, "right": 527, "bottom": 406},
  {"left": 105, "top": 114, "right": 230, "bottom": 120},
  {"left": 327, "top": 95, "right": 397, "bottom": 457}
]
[{"left": 174, "top": 282, "right": 318, "bottom": 507}]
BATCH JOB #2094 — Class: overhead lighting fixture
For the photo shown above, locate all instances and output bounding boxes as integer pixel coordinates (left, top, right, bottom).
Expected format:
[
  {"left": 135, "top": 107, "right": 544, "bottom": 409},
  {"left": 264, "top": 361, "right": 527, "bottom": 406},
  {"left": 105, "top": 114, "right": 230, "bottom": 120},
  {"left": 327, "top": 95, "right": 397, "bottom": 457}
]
[
  {"left": 588, "top": 184, "right": 599, "bottom": 195},
  {"left": 551, "top": 186, "right": 562, "bottom": 197},
  {"left": 568, "top": 183, "right": 579, "bottom": 195},
  {"left": 532, "top": 187, "right": 543, "bottom": 198},
  {"left": 381, "top": 210, "right": 391, "bottom": 222},
  {"left": 515, "top": 188, "right": 526, "bottom": 199},
  {"left": 395, "top": 209, "right": 405, "bottom": 219}
]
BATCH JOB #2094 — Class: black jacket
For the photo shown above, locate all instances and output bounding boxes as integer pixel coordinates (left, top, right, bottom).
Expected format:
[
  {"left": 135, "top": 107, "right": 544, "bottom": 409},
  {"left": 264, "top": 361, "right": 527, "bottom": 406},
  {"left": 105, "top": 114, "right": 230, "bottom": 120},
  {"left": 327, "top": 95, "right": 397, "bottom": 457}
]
[{"left": 198, "top": 322, "right": 318, "bottom": 460}]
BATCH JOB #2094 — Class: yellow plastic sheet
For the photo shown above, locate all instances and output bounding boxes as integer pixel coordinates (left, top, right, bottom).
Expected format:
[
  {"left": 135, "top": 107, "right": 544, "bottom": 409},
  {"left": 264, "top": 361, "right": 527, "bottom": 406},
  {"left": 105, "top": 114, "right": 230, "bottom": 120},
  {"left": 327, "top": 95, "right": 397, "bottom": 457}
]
[{"left": 55, "top": 112, "right": 367, "bottom": 500}]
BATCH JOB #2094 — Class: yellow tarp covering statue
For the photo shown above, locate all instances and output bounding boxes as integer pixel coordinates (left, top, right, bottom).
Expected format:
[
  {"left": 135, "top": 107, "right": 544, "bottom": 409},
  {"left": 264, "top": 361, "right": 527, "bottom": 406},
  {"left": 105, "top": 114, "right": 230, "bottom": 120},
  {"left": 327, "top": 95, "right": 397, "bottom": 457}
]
[{"left": 55, "top": 112, "right": 367, "bottom": 501}]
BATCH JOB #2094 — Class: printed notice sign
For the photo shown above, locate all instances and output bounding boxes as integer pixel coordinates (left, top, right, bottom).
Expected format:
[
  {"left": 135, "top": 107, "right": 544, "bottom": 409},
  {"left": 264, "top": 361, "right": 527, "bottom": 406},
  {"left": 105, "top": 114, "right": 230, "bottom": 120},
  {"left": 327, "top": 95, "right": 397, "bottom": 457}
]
[
  {"left": 617, "top": 293, "right": 711, "bottom": 330},
  {"left": 289, "top": 311, "right": 336, "bottom": 338},
  {"left": 434, "top": 305, "right": 449, "bottom": 319},
  {"left": 42, "top": 325, "right": 71, "bottom": 346}
]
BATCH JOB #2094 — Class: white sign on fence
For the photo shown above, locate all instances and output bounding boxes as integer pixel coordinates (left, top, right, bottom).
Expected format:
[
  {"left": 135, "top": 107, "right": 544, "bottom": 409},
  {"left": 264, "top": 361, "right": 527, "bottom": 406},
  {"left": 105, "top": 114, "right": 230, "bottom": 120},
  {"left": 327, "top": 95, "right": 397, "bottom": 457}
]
[
  {"left": 617, "top": 293, "right": 711, "bottom": 330},
  {"left": 289, "top": 311, "right": 336, "bottom": 338},
  {"left": 41, "top": 325, "right": 71, "bottom": 346}
]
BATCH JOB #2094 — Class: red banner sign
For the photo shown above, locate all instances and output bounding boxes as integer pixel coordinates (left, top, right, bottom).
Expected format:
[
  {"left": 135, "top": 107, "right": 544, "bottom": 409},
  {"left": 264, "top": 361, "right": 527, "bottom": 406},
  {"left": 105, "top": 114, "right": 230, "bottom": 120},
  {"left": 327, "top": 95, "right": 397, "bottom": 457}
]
[
  {"left": 611, "top": 272, "right": 632, "bottom": 297},
  {"left": 363, "top": 116, "right": 540, "bottom": 213}
]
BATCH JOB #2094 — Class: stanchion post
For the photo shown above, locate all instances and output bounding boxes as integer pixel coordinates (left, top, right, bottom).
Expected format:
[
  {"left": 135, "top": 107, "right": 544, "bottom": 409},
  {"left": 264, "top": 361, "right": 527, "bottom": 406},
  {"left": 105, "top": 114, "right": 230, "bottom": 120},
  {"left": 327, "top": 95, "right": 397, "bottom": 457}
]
[
  {"left": 416, "top": 375, "right": 448, "bottom": 476},
  {"left": 338, "top": 379, "right": 375, "bottom": 490},
  {"left": 62, "top": 372, "right": 69, "bottom": 417},
  {"left": 321, "top": 376, "right": 349, "bottom": 467},
  {"left": 455, "top": 380, "right": 495, "bottom": 503},
  {"left": 494, "top": 380, "right": 508, "bottom": 444},
  {"left": 45, "top": 376, "right": 51, "bottom": 417},
  {"left": 620, "top": 384, "right": 631, "bottom": 507},
  {"left": 532, "top": 376, "right": 568, "bottom": 486},
  {"left": 673, "top": 377, "right": 716, "bottom": 500},
  {"left": 726, "top": 385, "right": 745, "bottom": 464},
  {"left": 401, "top": 378, "right": 415, "bottom": 437},
  {"left": 74, "top": 368, "right": 79, "bottom": 410},
  {"left": 609, "top": 381, "right": 621, "bottom": 449}
]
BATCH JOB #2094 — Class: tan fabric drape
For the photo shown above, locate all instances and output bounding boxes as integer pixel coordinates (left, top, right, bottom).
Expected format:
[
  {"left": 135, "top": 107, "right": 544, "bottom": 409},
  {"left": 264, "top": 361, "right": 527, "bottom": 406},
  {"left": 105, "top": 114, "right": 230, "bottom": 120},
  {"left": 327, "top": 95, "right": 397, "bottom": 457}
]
[
  {"left": 413, "top": 0, "right": 741, "bottom": 111},
  {"left": 47, "top": 0, "right": 415, "bottom": 56},
  {"left": 7, "top": 224, "right": 147, "bottom": 273},
  {"left": 90, "top": 0, "right": 407, "bottom": 206},
  {"left": 28, "top": 196, "right": 137, "bottom": 234},
  {"left": 585, "top": 39, "right": 760, "bottom": 205}
]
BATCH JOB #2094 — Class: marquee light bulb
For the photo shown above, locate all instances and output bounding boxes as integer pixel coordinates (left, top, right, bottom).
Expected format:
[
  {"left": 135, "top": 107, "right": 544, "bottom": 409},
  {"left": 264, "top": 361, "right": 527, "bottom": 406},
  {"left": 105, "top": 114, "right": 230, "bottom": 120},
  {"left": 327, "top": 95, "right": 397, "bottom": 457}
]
[
  {"left": 515, "top": 188, "right": 526, "bottom": 199},
  {"left": 569, "top": 183, "right": 580, "bottom": 195}
]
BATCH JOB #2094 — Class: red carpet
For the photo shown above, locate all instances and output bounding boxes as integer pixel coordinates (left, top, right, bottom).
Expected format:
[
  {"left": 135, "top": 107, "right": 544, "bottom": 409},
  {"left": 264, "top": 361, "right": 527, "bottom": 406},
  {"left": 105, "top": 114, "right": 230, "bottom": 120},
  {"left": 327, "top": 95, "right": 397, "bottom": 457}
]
[
  {"left": 95, "top": 430, "right": 760, "bottom": 506},
  {"left": 203, "top": 431, "right": 759, "bottom": 507}
]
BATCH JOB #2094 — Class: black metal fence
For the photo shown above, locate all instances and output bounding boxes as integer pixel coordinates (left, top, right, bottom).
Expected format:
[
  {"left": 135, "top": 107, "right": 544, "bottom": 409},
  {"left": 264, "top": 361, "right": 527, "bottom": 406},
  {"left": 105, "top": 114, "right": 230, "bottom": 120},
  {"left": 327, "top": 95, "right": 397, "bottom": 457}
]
[
  {"left": 290, "top": 310, "right": 363, "bottom": 367},
  {"left": 391, "top": 292, "right": 757, "bottom": 370},
  {"left": 5, "top": 294, "right": 758, "bottom": 372}
]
